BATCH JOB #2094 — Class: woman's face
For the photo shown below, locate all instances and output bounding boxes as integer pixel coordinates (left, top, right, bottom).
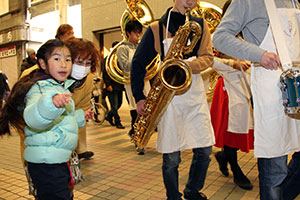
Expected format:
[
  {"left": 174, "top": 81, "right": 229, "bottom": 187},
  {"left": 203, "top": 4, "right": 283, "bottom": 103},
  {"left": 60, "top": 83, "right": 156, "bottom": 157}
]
[
  {"left": 40, "top": 47, "right": 72, "bottom": 82},
  {"left": 70, "top": 55, "right": 92, "bottom": 80},
  {"left": 73, "top": 55, "right": 92, "bottom": 68},
  {"left": 173, "top": 0, "right": 198, "bottom": 14}
]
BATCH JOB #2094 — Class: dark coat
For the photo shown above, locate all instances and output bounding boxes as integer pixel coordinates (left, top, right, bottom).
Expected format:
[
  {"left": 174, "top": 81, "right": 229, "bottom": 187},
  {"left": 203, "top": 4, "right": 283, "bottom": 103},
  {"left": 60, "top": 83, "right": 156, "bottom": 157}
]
[{"left": 21, "top": 57, "right": 37, "bottom": 73}]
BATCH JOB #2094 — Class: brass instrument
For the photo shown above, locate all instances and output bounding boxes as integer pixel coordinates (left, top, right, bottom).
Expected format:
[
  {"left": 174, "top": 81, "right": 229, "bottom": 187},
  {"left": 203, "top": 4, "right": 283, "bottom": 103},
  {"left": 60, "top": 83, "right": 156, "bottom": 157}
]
[
  {"left": 191, "top": 1, "right": 222, "bottom": 33},
  {"left": 191, "top": 1, "right": 222, "bottom": 102},
  {"left": 201, "top": 67, "right": 219, "bottom": 103},
  {"left": 132, "top": 10, "right": 202, "bottom": 149},
  {"left": 105, "top": 0, "right": 160, "bottom": 85}
]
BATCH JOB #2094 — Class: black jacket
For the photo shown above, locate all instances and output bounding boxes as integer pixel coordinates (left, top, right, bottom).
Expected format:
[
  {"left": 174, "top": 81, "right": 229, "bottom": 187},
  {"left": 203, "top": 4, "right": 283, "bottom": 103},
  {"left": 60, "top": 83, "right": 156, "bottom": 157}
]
[
  {"left": 21, "top": 57, "right": 37, "bottom": 73},
  {"left": 101, "top": 57, "right": 124, "bottom": 91}
]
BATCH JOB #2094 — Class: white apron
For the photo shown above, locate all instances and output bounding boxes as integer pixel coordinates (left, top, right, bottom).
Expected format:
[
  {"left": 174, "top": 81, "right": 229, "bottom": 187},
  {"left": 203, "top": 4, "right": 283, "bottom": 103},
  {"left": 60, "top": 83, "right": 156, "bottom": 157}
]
[
  {"left": 156, "top": 11, "right": 215, "bottom": 153},
  {"left": 251, "top": 7, "right": 300, "bottom": 158},
  {"left": 125, "top": 82, "right": 150, "bottom": 110},
  {"left": 124, "top": 49, "right": 151, "bottom": 110},
  {"left": 213, "top": 58, "right": 254, "bottom": 133}
]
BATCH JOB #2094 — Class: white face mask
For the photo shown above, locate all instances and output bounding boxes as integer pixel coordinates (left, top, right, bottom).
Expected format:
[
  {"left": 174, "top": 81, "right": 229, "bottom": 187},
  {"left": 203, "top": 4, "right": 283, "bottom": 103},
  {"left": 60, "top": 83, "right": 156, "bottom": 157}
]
[{"left": 71, "top": 64, "right": 91, "bottom": 80}]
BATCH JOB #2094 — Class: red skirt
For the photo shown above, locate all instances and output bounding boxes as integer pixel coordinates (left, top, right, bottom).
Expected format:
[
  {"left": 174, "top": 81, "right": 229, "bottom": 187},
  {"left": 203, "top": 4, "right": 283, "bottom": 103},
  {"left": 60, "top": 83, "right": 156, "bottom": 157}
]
[{"left": 210, "top": 77, "right": 254, "bottom": 153}]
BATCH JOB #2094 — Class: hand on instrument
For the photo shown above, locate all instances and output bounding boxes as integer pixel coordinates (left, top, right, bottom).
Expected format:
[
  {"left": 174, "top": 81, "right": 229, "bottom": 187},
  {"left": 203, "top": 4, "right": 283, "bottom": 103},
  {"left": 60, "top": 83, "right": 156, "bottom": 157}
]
[
  {"left": 136, "top": 99, "right": 146, "bottom": 115},
  {"left": 52, "top": 93, "right": 72, "bottom": 108},
  {"left": 260, "top": 51, "right": 281, "bottom": 70},
  {"left": 233, "top": 60, "right": 251, "bottom": 71}
]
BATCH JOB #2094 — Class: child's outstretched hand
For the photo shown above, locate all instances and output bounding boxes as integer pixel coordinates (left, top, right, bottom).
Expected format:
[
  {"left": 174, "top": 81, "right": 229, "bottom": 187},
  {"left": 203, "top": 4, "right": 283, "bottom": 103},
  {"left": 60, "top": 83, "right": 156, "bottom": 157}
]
[
  {"left": 84, "top": 110, "right": 93, "bottom": 121},
  {"left": 52, "top": 93, "right": 72, "bottom": 108}
]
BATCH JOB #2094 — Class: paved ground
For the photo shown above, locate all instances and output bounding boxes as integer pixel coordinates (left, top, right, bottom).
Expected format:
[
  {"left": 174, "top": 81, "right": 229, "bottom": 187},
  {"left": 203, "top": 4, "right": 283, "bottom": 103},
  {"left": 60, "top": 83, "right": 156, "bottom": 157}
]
[{"left": 0, "top": 104, "right": 299, "bottom": 200}]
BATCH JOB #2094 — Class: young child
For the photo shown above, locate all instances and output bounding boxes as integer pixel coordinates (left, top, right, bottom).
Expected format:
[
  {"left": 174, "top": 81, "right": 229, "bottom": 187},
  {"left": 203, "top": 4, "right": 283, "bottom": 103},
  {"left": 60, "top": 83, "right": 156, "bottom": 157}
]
[{"left": 0, "top": 39, "right": 92, "bottom": 199}]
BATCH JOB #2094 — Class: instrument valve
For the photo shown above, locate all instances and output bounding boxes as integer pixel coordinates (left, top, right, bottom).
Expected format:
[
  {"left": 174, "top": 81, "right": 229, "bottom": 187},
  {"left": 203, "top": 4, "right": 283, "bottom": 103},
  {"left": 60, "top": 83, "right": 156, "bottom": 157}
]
[
  {"left": 155, "top": 86, "right": 161, "bottom": 92},
  {"left": 146, "top": 104, "right": 152, "bottom": 110}
]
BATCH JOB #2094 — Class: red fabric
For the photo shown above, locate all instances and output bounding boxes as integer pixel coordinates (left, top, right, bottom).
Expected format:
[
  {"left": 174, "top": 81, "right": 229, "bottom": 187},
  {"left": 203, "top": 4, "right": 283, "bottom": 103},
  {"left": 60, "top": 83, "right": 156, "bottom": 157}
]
[
  {"left": 210, "top": 77, "right": 254, "bottom": 153},
  {"left": 67, "top": 161, "right": 75, "bottom": 188}
]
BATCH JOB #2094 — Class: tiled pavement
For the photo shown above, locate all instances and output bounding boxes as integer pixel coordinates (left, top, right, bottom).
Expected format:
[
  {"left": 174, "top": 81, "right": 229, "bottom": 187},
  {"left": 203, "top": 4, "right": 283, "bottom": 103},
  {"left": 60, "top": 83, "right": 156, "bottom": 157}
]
[{"left": 0, "top": 104, "right": 299, "bottom": 200}]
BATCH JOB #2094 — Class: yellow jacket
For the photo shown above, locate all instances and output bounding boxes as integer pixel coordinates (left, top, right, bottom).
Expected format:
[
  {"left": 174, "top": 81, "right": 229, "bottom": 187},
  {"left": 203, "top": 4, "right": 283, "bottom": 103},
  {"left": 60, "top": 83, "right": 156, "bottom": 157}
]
[{"left": 72, "top": 73, "right": 93, "bottom": 111}]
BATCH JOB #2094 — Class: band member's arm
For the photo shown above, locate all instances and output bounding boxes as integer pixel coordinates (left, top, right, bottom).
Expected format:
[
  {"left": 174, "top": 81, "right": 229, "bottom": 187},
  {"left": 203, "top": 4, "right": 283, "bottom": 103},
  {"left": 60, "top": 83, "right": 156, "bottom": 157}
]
[
  {"left": 131, "top": 27, "right": 157, "bottom": 103},
  {"left": 212, "top": 0, "right": 266, "bottom": 64},
  {"left": 187, "top": 20, "right": 214, "bottom": 74},
  {"left": 215, "top": 57, "right": 250, "bottom": 71},
  {"left": 116, "top": 45, "right": 131, "bottom": 73}
]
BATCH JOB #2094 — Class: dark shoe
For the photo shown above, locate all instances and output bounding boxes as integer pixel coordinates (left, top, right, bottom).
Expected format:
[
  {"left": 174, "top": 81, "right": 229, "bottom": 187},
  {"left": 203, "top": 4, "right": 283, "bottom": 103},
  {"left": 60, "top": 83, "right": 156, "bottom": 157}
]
[
  {"left": 233, "top": 172, "right": 253, "bottom": 190},
  {"left": 215, "top": 151, "right": 229, "bottom": 177},
  {"left": 184, "top": 191, "right": 207, "bottom": 200},
  {"left": 78, "top": 151, "right": 94, "bottom": 160},
  {"left": 115, "top": 123, "right": 125, "bottom": 129},
  {"left": 105, "top": 116, "right": 115, "bottom": 126},
  {"left": 128, "top": 130, "right": 134, "bottom": 140},
  {"left": 135, "top": 145, "right": 145, "bottom": 155}
]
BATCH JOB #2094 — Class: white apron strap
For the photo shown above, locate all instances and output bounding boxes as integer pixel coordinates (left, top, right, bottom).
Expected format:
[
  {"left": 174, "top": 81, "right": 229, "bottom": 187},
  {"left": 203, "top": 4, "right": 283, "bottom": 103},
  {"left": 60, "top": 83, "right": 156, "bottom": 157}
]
[{"left": 264, "top": 0, "right": 293, "bottom": 70}]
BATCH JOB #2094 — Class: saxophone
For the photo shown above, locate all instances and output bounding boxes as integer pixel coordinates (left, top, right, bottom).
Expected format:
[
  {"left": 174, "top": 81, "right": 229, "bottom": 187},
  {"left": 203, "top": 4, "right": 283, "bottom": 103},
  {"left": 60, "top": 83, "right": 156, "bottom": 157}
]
[{"left": 132, "top": 9, "right": 202, "bottom": 149}]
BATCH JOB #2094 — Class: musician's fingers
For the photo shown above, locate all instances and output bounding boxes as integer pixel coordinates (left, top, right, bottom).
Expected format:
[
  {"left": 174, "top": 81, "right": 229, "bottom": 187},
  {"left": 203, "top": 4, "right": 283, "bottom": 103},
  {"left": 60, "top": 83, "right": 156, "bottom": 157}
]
[{"left": 136, "top": 100, "right": 146, "bottom": 115}]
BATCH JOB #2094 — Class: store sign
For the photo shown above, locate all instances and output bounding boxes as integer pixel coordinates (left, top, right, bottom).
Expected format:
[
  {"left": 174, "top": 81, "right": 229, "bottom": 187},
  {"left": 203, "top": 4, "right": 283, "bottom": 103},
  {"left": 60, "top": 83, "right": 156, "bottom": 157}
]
[{"left": 0, "top": 45, "right": 16, "bottom": 58}]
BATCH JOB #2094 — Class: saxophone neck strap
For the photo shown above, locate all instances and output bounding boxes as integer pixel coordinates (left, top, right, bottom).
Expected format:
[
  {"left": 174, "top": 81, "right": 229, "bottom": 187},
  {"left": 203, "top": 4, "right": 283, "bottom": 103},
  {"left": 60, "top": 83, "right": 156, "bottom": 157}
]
[{"left": 159, "top": 21, "right": 165, "bottom": 61}]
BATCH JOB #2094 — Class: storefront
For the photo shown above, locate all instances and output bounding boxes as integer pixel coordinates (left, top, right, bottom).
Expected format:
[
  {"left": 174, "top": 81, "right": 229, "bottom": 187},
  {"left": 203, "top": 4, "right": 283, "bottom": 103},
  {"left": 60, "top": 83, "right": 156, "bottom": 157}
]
[{"left": 0, "top": 25, "right": 28, "bottom": 88}]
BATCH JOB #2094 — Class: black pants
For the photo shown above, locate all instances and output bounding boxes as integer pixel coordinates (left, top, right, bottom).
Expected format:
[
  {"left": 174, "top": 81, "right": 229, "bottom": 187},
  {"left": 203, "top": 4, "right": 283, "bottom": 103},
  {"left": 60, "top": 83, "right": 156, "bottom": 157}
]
[
  {"left": 128, "top": 110, "right": 137, "bottom": 136},
  {"left": 0, "top": 94, "right": 3, "bottom": 108},
  {"left": 107, "top": 90, "right": 123, "bottom": 124},
  {"left": 28, "top": 162, "right": 72, "bottom": 200}
]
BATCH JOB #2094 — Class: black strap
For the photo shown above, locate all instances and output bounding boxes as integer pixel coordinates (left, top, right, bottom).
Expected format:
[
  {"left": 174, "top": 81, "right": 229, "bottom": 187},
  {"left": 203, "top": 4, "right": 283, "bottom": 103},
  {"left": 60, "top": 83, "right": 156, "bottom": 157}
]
[{"left": 159, "top": 21, "right": 165, "bottom": 61}]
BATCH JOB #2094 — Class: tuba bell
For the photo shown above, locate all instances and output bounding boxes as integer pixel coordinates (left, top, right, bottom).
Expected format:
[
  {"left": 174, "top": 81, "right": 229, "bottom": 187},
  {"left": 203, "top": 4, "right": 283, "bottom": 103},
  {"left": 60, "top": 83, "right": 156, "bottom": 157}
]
[
  {"left": 105, "top": 0, "right": 160, "bottom": 85},
  {"left": 191, "top": 1, "right": 223, "bottom": 33}
]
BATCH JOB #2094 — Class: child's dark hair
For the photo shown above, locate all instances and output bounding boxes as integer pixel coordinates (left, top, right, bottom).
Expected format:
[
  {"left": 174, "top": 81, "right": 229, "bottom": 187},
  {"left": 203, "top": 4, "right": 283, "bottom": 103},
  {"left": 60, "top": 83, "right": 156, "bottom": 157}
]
[
  {"left": 0, "top": 39, "right": 70, "bottom": 136},
  {"left": 125, "top": 20, "right": 143, "bottom": 37},
  {"left": 36, "top": 39, "right": 71, "bottom": 68}
]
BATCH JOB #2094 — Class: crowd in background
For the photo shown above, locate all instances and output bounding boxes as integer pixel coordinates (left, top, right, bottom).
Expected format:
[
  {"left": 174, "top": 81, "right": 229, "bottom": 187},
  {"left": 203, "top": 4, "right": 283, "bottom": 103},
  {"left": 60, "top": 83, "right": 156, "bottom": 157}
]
[{"left": 0, "top": 0, "right": 299, "bottom": 199}]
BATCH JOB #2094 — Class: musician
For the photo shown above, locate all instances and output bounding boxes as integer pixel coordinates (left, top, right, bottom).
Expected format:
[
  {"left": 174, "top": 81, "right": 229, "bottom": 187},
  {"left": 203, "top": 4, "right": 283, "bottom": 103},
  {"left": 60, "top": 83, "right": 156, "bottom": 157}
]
[
  {"left": 210, "top": 0, "right": 254, "bottom": 191},
  {"left": 211, "top": 56, "right": 254, "bottom": 190},
  {"left": 131, "top": 0, "right": 214, "bottom": 199},
  {"left": 212, "top": 0, "right": 300, "bottom": 199},
  {"left": 117, "top": 20, "right": 151, "bottom": 154}
]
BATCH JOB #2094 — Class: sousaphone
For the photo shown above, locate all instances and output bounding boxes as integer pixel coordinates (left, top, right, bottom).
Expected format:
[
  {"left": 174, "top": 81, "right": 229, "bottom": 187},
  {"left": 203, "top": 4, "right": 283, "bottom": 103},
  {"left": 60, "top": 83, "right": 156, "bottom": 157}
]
[
  {"left": 191, "top": 1, "right": 223, "bottom": 33},
  {"left": 105, "top": 0, "right": 160, "bottom": 85}
]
